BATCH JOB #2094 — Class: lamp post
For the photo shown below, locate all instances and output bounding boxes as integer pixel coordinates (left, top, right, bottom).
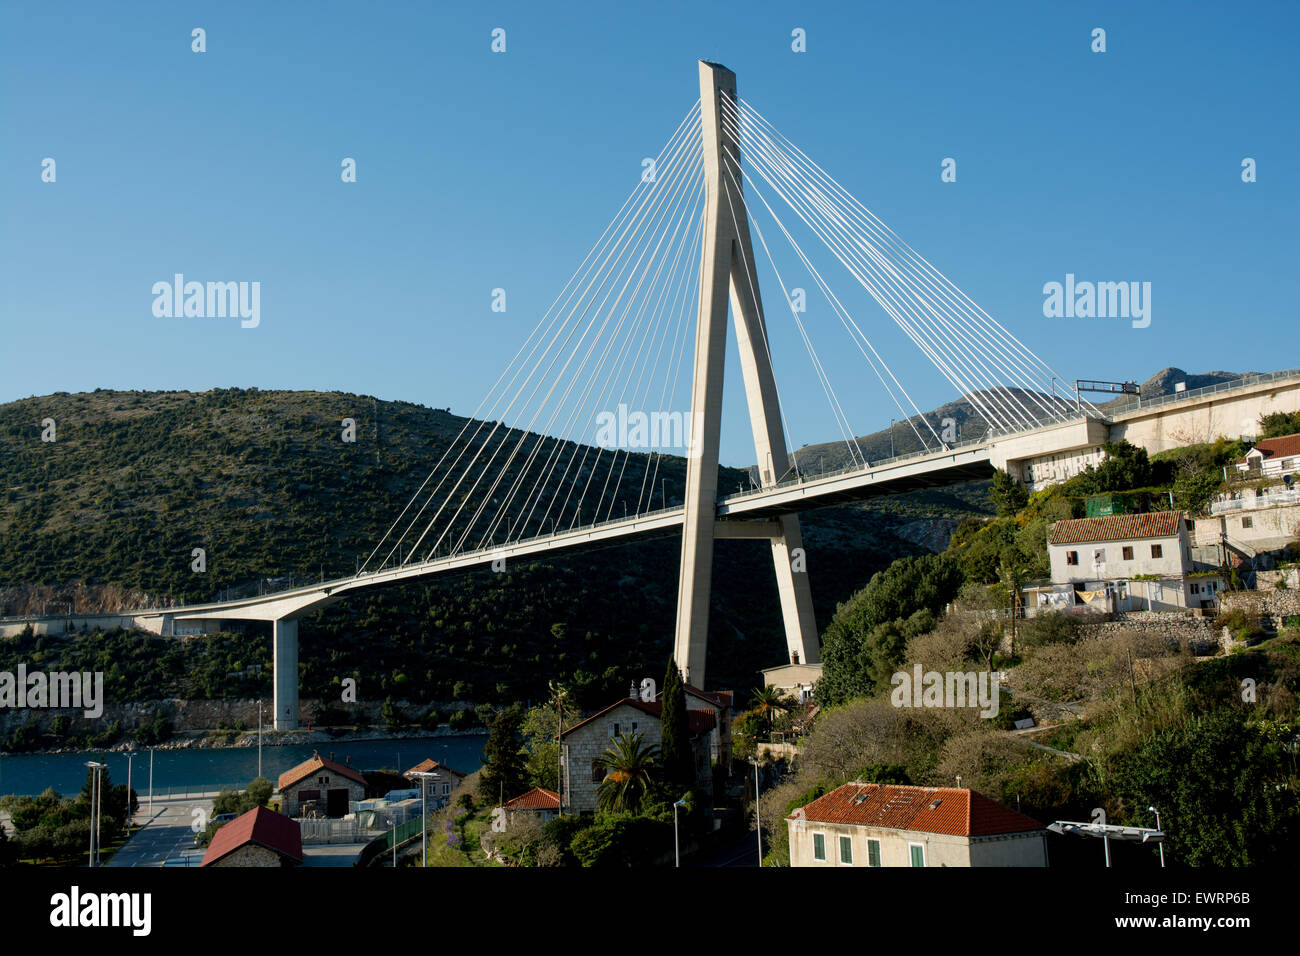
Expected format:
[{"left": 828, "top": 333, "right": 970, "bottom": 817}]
[
  {"left": 124, "top": 751, "right": 137, "bottom": 825},
  {"left": 148, "top": 747, "right": 154, "bottom": 816},
  {"left": 387, "top": 818, "right": 397, "bottom": 868},
  {"left": 673, "top": 797, "right": 688, "bottom": 867},
  {"left": 85, "top": 761, "right": 106, "bottom": 867},
  {"left": 257, "top": 699, "right": 263, "bottom": 780},
  {"left": 1148, "top": 806, "right": 1166, "bottom": 868},
  {"left": 748, "top": 755, "right": 762, "bottom": 866},
  {"left": 410, "top": 771, "right": 440, "bottom": 868}
]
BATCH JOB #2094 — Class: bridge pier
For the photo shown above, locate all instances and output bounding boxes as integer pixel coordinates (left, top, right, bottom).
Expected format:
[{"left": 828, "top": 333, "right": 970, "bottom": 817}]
[
  {"left": 674, "top": 61, "right": 821, "bottom": 686},
  {"left": 273, "top": 617, "right": 299, "bottom": 730}
]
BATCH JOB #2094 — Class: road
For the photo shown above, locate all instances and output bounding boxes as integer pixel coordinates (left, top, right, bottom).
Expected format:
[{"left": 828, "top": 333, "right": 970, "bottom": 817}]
[{"left": 106, "top": 793, "right": 215, "bottom": 867}]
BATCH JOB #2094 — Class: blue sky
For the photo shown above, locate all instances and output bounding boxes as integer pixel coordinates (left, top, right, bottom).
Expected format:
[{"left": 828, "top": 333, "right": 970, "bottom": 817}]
[{"left": 2, "top": 0, "right": 1296, "bottom": 466}]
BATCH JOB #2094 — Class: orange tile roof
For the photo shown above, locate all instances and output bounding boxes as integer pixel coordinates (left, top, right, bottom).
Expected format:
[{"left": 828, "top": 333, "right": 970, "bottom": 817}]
[
  {"left": 790, "top": 783, "right": 1042, "bottom": 838},
  {"left": 1048, "top": 511, "right": 1184, "bottom": 546},
  {"left": 1243, "top": 434, "right": 1300, "bottom": 461},
  {"left": 276, "top": 752, "right": 367, "bottom": 792},
  {"left": 504, "top": 787, "right": 561, "bottom": 811},
  {"left": 404, "top": 759, "right": 467, "bottom": 779},
  {"left": 201, "top": 806, "right": 302, "bottom": 866}
]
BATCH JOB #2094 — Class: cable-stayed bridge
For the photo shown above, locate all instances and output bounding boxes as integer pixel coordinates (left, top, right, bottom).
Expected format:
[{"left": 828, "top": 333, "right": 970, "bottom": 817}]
[{"left": 14, "top": 63, "right": 1299, "bottom": 728}]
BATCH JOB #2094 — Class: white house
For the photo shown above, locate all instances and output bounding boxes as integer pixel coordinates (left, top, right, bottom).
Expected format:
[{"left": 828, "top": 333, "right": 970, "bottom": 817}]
[
  {"left": 787, "top": 782, "right": 1047, "bottom": 867},
  {"left": 1044, "top": 511, "right": 1224, "bottom": 611},
  {"left": 1234, "top": 433, "right": 1300, "bottom": 480}
]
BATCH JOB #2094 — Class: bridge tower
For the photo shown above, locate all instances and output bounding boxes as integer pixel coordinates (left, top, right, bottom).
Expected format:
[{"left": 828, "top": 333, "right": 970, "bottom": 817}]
[{"left": 674, "top": 61, "right": 820, "bottom": 687}]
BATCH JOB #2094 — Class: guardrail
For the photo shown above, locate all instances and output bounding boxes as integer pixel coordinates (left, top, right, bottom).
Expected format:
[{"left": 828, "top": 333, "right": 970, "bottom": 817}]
[{"left": 1105, "top": 368, "right": 1300, "bottom": 417}]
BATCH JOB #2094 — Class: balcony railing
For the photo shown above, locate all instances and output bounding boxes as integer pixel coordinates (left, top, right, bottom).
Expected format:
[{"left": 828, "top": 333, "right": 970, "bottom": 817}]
[{"left": 1210, "top": 488, "right": 1300, "bottom": 514}]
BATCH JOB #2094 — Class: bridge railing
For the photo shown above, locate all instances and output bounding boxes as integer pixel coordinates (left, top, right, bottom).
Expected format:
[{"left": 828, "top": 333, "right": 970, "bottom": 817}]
[
  {"left": 717, "top": 413, "right": 1092, "bottom": 505},
  {"left": 1103, "top": 368, "right": 1300, "bottom": 417}
]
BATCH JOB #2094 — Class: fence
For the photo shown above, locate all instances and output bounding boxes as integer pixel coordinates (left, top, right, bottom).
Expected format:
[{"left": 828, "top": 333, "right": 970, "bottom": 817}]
[{"left": 298, "top": 817, "right": 380, "bottom": 845}]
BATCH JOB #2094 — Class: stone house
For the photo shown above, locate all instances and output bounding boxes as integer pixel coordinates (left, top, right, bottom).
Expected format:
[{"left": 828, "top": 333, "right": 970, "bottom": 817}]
[
  {"left": 560, "top": 697, "right": 715, "bottom": 814},
  {"left": 201, "top": 806, "right": 302, "bottom": 867},
  {"left": 277, "top": 751, "right": 367, "bottom": 818},
  {"left": 787, "top": 782, "right": 1046, "bottom": 867},
  {"left": 403, "top": 759, "right": 468, "bottom": 810},
  {"left": 684, "top": 685, "right": 734, "bottom": 768},
  {"left": 502, "top": 787, "right": 562, "bottom": 828}
]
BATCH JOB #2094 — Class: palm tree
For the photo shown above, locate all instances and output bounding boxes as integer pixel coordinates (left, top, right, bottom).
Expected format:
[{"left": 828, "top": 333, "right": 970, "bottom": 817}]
[
  {"left": 594, "top": 733, "right": 660, "bottom": 814},
  {"left": 751, "top": 685, "right": 791, "bottom": 738}
]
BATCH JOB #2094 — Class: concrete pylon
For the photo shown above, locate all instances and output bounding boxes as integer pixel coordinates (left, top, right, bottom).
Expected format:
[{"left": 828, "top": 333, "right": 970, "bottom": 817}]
[
  {"left": 673, "top": 61, "right": 821, "bottom": 687},
  {"left": 273, "top": 617, "right": 299, "bottom": 730}
]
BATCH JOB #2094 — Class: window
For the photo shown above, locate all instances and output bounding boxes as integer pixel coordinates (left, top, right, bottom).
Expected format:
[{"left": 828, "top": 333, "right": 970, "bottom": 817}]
[
  {"left": 1151, "top": 544, "right": 1163, "bottom": 559},
  {"left": 867, "top": 839, "right": 881, "bottom": 867},
  {"left": 1066, "top": 551, "right": 1079, "bottom": 566},
  {"left": 1242, "top": 517, "right": 1253, "bottom": 529},
  {"left": 612, "top": 722, "right": 620, "bottom": 738},
  {"left": 909, "top": 843, "right": 926, "bottom": 868},
  {"left": 839, "top": 835, "right": 853, "bottom": 865},
  {"left": 591, "top": 760, "right": 603, "bottom": 783},
  {"left": 1191, "top": 582, "right": 1200, "bottom": 595},
  {"left": 812, "top": 832, "right": 826, "bottom": 862},
  {"left": 1122, "top": 546, "right": 1134, "bottom": 560},
  {"left": 442, "top": 784, "right": 451, "bottom": 795}
]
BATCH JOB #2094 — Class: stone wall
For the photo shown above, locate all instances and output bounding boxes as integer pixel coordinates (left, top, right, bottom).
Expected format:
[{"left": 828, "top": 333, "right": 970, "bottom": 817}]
[
  {"left": 209, "top": 843, "right": 287, "bottom": 867},
  {"left": 1221, "top": 590, "right": 1300, "bottom": 619},
  {"left": 1080, "top": 615, "right": 1220, "bottom": 654}
]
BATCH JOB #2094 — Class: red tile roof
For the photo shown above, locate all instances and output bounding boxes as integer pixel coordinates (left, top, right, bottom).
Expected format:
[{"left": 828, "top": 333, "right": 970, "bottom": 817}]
[
  {"left": 1242, "top": 434, "right": 1300, "bottom": 462},
  {"left": 684, "top": 685, "right": 734, "bottom": 709},
  {"left": 201, "top": 806, "right": 302, "bottom": 866},
  {"left": 404, "top": 759, "right": 467, "bottom": 779},
  {"left": 790, "top": 783, "right": 1042, "bottom": 838},
  {"left": 559, "top": 698, "right": 715, "bottom": 739},
  {"left": 504, "top": 787, "right": 561, "bottom": 811},
  {"left": 1048, "top": 511, "right": 1184, "bottom": 546},
  {"left": 276, "top": 752, "right": 367, "bottom": 792}
]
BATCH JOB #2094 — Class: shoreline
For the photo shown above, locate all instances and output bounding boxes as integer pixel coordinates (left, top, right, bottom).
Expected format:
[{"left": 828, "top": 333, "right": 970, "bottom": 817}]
[{"left": 5, "top": 725, "right": 488, "bottom": 758}]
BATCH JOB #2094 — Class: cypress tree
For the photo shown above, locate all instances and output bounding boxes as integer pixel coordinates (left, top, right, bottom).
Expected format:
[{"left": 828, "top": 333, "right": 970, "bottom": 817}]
[
  {"left": 480, "top": 705, "right": 527, "bottom": 803},
  {"left": 660, "top": 658, "right": 694, "bottom": 790}
]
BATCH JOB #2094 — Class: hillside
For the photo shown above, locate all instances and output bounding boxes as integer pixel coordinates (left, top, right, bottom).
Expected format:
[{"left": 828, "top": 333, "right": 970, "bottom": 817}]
[{"left": 0, "top": 388, "right": 991, "bottom": 709}]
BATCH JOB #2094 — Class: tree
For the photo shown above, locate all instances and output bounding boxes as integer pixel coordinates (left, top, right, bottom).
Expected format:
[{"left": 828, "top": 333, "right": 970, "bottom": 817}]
[
  {"left": 594, "top": 733, "right": 661, "bottom": 814},
  {"left": 479, "top": 705, "right": 528, "bottom": 804},
  {"left": 380, "top": 696, "right": 404, "bottom": 731},
  {"left": 1107, "top": 707, "right": 1300, "bottom": 865},
  {"left": 659, "top": 659, "right": 693, "bottom": 790},
  {"left": 990, "top": 469, "right": 1029, "bottom": 517},
  {"left": 819, "top": 554, "right": 961, "bottom": 706},
  {"left": 1258, "top": 411, "right": 1300, "bottom": 439},
  {"left": 750, "top": 685, "right": 792, "bottom": 739}
]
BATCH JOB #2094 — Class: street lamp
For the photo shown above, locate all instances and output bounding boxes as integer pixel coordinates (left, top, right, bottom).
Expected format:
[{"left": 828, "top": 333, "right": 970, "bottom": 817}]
[
  {"left": 1148, "top": 807, "right": 1166, "bottom": 868},
  {"left": 748, "top": 755, "right": 762, "bottom": 866},
  {"left": 387, "top": 818, "right": 397, "bottom": 868},
  {"left": 410, "top": 771, "right": 441, "bottom": 868},
  {"left": 257, "top": 699, "right": 264, "bottom": 780},
  {"left": 85, "top": 761, "right": 106, "bottom": 867},
  {"left": 148, "top": 747, "right": 154, "bottom": 816},
  {"left": 673, "top": 797, "right": 688, "bottom": 867},
  {"left": 1047, "top": 820, "right": 1165, "bottom": 868},
  {"left": 124, "top": 752, "right": 137, "bottom": 826}
]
